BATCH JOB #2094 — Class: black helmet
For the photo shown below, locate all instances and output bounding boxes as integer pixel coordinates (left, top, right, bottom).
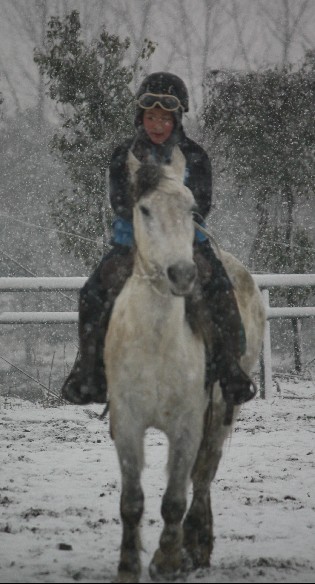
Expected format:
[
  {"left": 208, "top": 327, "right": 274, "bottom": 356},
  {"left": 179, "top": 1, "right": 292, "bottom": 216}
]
[{"left": 136, "top": 72, "right": 189, "bottom": 112}]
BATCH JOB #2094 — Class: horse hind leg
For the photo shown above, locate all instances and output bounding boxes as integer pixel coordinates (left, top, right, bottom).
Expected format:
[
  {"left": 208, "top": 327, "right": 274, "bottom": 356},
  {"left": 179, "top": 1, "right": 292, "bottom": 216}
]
[
  {"left": 183, "top": 487, "right": 215, "bottom": 570},
  {"left": 114, "top": 423, "right": 145, "bottom": 583},
  {"left": 183, "top": 404, "right": 225, "bottom": 570},
  {"left": 149, "top": 422, "right": 202, "bottom": 581}
]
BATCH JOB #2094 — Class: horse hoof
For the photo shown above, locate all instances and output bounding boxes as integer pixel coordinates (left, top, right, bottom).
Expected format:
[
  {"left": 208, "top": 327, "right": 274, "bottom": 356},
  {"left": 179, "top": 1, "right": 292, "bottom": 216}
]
[
  {"left": 180, "top": 548, "right": 195, "bottom": 572},
  {"left": 149, "top": 563, "right": 179, "bottom": 582},
  {"left": 115, "top": 570, "right": 139, "bottom": 583},
  {"left": 149, "top": 549, "right": 182, "bottom": 582},
  {"left": 183, "top": 546, "right": 211, "bottom": 571}
]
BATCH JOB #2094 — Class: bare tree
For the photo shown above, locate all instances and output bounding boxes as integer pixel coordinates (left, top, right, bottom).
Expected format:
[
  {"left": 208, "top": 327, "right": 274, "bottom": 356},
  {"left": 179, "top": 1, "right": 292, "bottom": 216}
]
[
  {"left": 229, "top": 0, "right": 252, "bottom": 69},
  {"left": 258, "top": 0, "right": 313, "bottom": 64},
  {"left": 103, "top": 0, "right": 154, "bottom": 90},
  {"left": 0, "top": 0, "right": 56, "bottom": 118}
]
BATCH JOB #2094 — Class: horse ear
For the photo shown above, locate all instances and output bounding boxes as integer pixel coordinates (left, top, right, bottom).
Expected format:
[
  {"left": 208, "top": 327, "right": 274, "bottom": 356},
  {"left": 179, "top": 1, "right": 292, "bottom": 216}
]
[
  {"left": 169, "top": 146, "right": 186, "bottom": 183},
  {"left": 127, "top": 150, "right": 162, "bottom": 202},
  {"left": 127, "top": 150, "right": 141, "bottom": 185},
  {"left": 136, "top": 164, "right": 162, "bottom": 201}
]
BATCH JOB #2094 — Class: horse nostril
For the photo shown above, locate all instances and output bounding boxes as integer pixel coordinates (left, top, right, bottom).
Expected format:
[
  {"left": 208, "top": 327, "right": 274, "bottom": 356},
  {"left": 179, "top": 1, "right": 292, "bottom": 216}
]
[
  {"left": 167, "top": 262, "right": 197, "bottom": 288},
  {"left": 167, "top": 265, "right": 179, "bottom": 285}
]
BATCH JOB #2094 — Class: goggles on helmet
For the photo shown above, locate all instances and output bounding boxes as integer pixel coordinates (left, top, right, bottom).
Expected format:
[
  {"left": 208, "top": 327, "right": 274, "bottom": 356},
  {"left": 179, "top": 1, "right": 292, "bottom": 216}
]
[{"left": 136, "top": 93, "right": 184, "bottom": 112}]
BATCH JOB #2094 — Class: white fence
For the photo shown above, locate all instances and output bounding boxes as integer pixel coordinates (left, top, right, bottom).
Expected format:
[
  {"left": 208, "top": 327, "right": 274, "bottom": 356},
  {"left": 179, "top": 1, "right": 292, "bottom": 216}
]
[{"left": 0, "top": 275, "right": 314, "bottom": 398}]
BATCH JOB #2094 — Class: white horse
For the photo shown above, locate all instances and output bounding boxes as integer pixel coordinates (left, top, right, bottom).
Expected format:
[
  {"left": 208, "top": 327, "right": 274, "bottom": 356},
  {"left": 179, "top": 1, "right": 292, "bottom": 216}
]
[{"left": 104, "top": 147, "right": 266, "bottom": 583}]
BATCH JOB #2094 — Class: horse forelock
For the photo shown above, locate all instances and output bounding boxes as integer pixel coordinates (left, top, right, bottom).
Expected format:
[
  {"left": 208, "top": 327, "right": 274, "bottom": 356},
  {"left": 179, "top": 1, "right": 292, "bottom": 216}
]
[{"left": 134, "top": 163, "right": 165, "bottom": 201}]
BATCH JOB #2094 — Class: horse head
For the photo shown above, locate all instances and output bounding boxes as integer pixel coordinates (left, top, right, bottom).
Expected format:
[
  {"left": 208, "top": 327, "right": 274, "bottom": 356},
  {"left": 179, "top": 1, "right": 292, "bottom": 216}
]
[{"left": 128, "top": 148, "right": 197, "bottom": 296}]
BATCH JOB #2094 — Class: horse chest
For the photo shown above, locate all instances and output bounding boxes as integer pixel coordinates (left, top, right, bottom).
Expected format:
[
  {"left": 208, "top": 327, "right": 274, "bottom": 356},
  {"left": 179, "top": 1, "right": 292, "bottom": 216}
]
[
  {"left": 105, "top": 280, "right": 206, "bottom": 423},
  {"left": 107, "top": 280, "right": 198, "bottom": 358}
]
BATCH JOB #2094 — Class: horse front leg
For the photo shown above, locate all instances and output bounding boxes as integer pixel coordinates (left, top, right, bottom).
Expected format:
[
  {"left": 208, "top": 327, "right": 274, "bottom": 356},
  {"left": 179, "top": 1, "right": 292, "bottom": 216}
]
[
  {"left": 113, "top": 422, "right": 145, "bottom": 584},
  {"left": 149, "top": 423, "right": 202, "bottom": 581}
]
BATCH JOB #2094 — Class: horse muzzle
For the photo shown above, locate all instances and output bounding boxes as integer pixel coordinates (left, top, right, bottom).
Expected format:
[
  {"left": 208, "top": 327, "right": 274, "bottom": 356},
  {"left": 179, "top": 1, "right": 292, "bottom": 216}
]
[{"left": 167, "top": 261, "right": 197, "bottom": 296}]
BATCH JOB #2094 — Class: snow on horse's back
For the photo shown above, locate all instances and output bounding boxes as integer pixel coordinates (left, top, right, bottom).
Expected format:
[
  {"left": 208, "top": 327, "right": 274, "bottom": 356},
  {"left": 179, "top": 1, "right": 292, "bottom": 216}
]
[
  {"left": 104, "top": 146, "right": 266, "bottom": 582},
  {"left": 221, "top": 249, "right": 266, "bottom": 375}
]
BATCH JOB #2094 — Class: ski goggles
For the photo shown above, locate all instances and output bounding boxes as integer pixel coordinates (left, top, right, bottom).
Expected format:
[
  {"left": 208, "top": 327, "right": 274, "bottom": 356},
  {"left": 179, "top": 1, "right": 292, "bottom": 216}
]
[{"left": 136, "top": 93, "right": 184, "bottom": 112}]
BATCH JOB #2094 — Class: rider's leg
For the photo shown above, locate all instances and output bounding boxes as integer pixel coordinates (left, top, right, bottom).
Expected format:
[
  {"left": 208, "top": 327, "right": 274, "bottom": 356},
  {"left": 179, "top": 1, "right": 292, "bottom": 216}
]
[
  {"left": 192, "top": 240, "right": 256, "bottom": 419},
  {"left": 61, "top": 245, "right": 134, "bottom": 404}
]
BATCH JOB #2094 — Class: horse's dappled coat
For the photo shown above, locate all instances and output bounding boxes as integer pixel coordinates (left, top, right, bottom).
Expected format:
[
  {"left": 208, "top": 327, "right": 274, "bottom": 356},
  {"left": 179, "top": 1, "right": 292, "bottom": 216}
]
[{"left": 104, "top": 147, "right": 266, "bottom": 583}]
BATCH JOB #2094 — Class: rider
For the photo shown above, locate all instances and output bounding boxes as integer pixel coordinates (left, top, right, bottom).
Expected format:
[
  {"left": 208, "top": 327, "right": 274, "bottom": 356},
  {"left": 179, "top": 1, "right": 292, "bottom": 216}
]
[{"left": 61, "top": 71, "right": 256, "bottom": 421}]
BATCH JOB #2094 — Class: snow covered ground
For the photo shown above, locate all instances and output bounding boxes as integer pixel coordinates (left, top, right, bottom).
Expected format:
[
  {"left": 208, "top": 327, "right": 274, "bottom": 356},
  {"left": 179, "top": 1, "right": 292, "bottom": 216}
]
[{"left": 0, "top": 375, "right": 314, "bottom": 583}]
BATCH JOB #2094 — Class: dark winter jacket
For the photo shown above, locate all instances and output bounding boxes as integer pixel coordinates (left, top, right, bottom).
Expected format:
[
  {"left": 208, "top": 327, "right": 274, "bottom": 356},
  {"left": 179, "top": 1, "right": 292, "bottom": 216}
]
[{"left": 109, "top": 126, "right": 212, "bottom": 224}]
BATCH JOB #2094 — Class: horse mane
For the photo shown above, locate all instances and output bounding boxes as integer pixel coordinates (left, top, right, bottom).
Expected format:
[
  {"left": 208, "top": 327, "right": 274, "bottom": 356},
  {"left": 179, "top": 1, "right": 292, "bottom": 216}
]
[
  {"left": 127, "top": 146, "right": 186, "bottom": 203},
  {"left": 135, "top": 163, "right": 164, "bottom": 201}
]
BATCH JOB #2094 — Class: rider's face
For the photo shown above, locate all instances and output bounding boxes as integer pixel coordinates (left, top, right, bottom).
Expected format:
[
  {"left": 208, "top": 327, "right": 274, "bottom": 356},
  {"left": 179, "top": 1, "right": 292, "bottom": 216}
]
[{"left": 142, "top": 107, "right": 175, "bottom": 144}]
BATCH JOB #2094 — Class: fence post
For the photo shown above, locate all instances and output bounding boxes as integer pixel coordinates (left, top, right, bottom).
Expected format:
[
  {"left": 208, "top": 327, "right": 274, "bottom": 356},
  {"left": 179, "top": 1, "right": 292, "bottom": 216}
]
[{"left": 260, "top": 289, "right": 273, "bottom": 399}]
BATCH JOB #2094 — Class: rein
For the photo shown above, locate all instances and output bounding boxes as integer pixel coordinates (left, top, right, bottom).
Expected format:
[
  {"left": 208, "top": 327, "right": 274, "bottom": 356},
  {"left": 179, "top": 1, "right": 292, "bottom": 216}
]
[{"left": 192, "top": 221, "right": 222, "bottom": 258}]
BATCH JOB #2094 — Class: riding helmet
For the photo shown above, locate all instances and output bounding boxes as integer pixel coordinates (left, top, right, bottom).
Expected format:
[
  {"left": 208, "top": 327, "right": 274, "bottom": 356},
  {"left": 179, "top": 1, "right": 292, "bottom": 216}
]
[{"left": 134, "top": 72, "right": 189, "bottom": 129}]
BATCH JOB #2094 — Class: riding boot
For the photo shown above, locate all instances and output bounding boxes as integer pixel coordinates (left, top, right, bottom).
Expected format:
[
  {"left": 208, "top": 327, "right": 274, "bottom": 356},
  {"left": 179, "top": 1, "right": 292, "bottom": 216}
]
[
  {"left": 61, "top": 246, "right": 134, "bottom": 405},
  {"left": 192, "top": 241, "right": 257, "bottom": 424}
]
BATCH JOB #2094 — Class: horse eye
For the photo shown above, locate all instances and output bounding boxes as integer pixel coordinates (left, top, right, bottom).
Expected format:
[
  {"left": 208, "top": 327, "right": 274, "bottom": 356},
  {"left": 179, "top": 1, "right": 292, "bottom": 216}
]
[{"left": 140, "top": 205, "right": 150, "bottom": 217}]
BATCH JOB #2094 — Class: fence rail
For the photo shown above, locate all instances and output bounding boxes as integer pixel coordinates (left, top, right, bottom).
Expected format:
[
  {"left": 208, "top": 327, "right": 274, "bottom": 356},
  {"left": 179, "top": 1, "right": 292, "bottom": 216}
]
[
  {"left": 1, "top": 275, "right": 314, "bottom": 398},
  {"left": 1, "top": 273, "right": 314, "bottom": 292}
]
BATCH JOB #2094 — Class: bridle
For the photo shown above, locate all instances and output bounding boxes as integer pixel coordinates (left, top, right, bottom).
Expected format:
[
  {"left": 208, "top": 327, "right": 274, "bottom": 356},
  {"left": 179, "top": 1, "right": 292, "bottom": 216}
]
[{"left": 134, "top": 247, "right": 170, "bottom": 298}]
